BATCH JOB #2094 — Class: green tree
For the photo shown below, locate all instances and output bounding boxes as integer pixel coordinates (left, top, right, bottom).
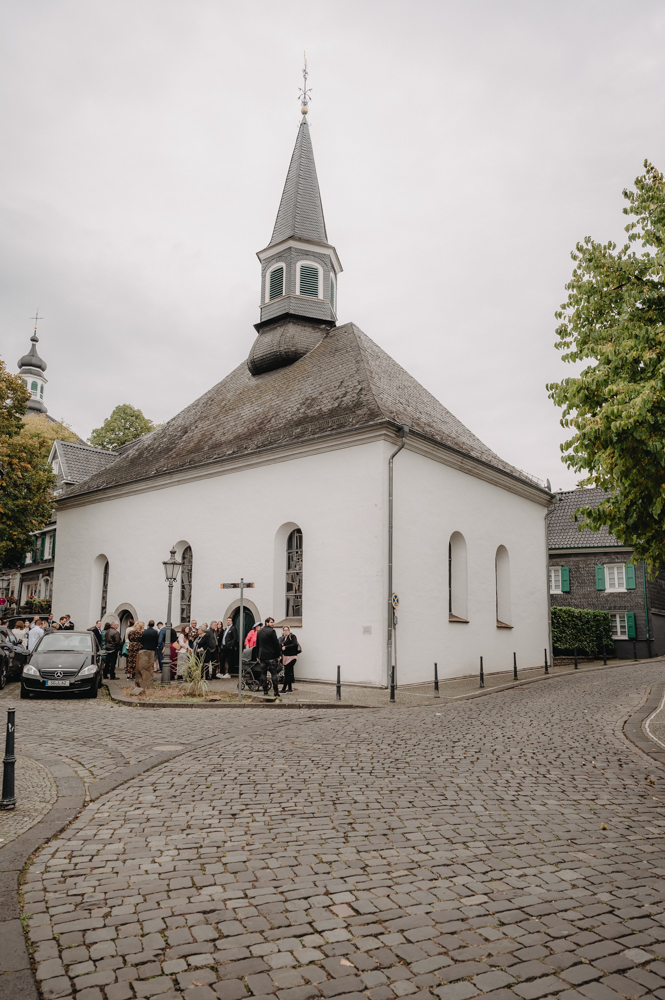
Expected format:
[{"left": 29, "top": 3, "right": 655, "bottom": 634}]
[
  {"left": 548, "top": 161, "right": 665, "bottom": 569},
  {"left": 20, "top": 412, "right": 81, "bottom": 463},
  {"left": 89, "top": 403, "right": 155, "bottom": 450},
  {"left": 0, "top": 357, "right": 55, "bottom": 567}
]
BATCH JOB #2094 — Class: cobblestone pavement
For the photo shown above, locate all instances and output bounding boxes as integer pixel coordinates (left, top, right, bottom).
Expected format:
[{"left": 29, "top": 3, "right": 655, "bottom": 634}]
[
  {"left": 0, "top": 754, "right": 56, "bottom": 847},
  {"left": 19, "top": 663, "right": 665, "bottom": 1000}
]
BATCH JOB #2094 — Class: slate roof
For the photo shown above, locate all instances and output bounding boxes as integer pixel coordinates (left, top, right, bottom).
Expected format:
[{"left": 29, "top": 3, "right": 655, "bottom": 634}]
[
  {"left": 55, "top": 440, "right": 119, "bottom": 485},
  {"left": 268, "top": 118, "right": 328, "bottom": 248},
  {"left": 60, "top": 322, "right": 542, "bottom": 501},
  {"left": 547, "top": 488, "right": 625, "bottom": 549}
]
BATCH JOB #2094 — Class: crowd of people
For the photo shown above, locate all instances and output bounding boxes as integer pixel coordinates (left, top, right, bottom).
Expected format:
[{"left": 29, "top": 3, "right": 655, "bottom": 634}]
[
  {"left": 87, "top": 616, "right": 301, "bottom": 697},
  {"left": 8, "top": 614, "right": 76, "bottom": 652}
]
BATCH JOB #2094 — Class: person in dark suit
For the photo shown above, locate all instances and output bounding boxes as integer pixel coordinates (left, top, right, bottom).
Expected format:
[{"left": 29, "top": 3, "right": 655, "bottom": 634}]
[
  {"left": 256, "top": 617, "right": 281, "bottom": 698},
  {"left": 89, "top": 620, "right": 103, "bottom": 646},
  {"left": 219, "top": 617, "right": 238, "bottom": 678}
]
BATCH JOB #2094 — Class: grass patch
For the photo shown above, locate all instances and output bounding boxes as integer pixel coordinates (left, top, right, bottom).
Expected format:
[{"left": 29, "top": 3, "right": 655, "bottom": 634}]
[{"left": 125, "top": 683, "right": 253, "bottom": 703}]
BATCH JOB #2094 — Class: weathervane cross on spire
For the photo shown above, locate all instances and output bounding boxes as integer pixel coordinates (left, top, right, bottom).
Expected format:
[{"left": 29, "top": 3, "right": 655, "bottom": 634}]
[
  {"left": 29, "top": 307, "right": 42, "bottom": 338},
  {"left": 298, "top": 52, "right": 311, "bottom": 115}
]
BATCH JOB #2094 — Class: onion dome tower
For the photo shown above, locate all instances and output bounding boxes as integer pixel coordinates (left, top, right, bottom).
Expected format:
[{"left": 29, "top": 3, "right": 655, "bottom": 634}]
[
  {"left": 18, "top": 310, "right": 48, "bottom": 413},
  {"left": 247, "top": 58, "right": 342, "bottom": 376}
]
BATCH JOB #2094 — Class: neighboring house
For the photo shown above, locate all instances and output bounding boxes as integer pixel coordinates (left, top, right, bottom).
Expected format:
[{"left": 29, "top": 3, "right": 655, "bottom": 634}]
[
  {"left": 49, "top": 439, "right": 119, "bottom": 497},
  {"left": 548, "top": 487, "right": 665, "bottom": 658},
  {"left": 51, "top": 105, "right": 552, "bottom": 683}
]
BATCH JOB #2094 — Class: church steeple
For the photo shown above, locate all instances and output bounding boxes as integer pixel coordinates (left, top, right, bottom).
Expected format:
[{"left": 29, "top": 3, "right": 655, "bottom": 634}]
[
  {"left": 254, "top": 60, "right": 342, "bottom": 335},
  {"left": 17, "top": 310, "right": 48, "bottom": 413}
]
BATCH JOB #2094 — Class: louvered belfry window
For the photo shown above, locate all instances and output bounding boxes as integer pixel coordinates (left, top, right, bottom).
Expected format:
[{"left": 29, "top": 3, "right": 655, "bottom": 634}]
[
  {"left": 330, "top": 276, "right": 335, "bottom": 309},
  {"left": 269, "top": 265, "right": 284, "bottom": 300},
  {"left": 299, "top": 264, "right": 319, "bottom": 297}
]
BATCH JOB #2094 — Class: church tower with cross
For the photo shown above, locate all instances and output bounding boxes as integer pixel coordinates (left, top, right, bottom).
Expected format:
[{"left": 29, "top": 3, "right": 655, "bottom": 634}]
[{"left": 17, "top": 311, "right": 48, "bottom": 413}]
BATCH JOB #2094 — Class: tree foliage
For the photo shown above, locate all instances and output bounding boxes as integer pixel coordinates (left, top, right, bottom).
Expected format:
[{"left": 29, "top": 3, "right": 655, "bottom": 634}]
[
  {"left": 89, "top": 403, "right": 155, "bottom": 450},
  {"left": 20, "top": 413, "right": 81, "bottom": 463},
  {"left": 548, "top": 161, "right": 665, "bottom": 569},
  {"left": 0, "top": 358, "right": 55, "bottom": 568}
]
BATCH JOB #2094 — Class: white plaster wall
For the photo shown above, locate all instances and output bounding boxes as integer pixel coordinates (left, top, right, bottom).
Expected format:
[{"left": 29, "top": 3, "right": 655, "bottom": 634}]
[
  {"left": 391, "top": 445, "right": 549, "bottom": 682},
  {"left": 52, "top": 441, "right": 388, "bottom": 686}
]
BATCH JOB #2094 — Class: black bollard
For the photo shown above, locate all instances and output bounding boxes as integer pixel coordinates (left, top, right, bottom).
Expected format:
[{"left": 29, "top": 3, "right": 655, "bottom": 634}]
[
  {"left": 479, "top": 656, "right": 484, "bottom": 689},
  {"left": 390, "top": 663, "right": 395, "bottom": 703},
  {"left": 633, "top": 640, "right": 637, "bottom": 661},
  {"left": 544, "top": 648, "right": 549, "bottom": 674},
  {"left": 602, "top": 642, "right": 607, "bottom": 665},
  {"left": 573, "top": 646, "right": 578, "bottom": 670},
  {"left": 434, "top": 662, "right": 439, "bottom": 698},
  {"left": 0, "top": 708, "right": 16, "bottom": 811},
  {"left": 336, "top": 665, "right": 341, "bottom": 702},
  {"left": 513, "top": 652, "right": 518, "bottom": 681}
]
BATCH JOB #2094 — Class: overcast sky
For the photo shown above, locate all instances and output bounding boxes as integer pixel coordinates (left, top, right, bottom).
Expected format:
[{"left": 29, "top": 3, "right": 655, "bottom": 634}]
[{"left": 1, "top": 0, "right": 664, "bottom": 489}]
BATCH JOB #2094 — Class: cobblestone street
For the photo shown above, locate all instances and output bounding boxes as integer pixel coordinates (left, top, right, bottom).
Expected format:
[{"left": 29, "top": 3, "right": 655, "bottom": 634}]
[{"left": 5, "top": 664, "right": 665, "bottom": 1000}]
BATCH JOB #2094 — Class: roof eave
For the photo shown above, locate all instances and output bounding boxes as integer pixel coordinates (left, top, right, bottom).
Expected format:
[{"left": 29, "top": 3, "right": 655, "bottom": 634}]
[{"left": 257, "top": 237, "right": 342, "bottom": 274}]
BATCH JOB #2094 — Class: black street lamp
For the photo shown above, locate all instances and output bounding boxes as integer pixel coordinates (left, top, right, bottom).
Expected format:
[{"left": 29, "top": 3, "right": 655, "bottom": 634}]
[{"left": 161, "top": 547, "right": 181, "bottom": 685}]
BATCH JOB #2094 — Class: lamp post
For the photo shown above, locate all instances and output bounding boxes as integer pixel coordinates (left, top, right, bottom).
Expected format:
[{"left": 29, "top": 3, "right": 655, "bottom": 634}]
[{"left": 161, "top": 547, "right": 181, "bottom": 685}]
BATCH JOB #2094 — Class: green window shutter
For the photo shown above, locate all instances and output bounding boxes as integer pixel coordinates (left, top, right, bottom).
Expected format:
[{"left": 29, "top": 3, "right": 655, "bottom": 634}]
[
  {"left": 39, "top": 535, "right": 45, "bottom": 559},
  {"left": 625, "top": 563, "right": 636, "bottom": 589},
  {"left": 269, "top": 266, "right": 284, "bottom": 300},
  {"left": 52, "top": 532, "right": 56, "bottom": 556},
  {"left": 626, "top": 612, "right": 636, "bottom": 638},
  {"left": 595, "top": 565, "right": 606, "bottom": 590},
  {"left": 560, "top": 566, "right": 570, "bottom": 592},
  {"left": 299, "top": 264, "right": 319, "bottom": 297}
]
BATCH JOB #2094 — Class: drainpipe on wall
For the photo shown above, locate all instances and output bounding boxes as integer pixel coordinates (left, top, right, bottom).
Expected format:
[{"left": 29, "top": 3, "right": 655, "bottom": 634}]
[
  {"left": 387, "top": 424, "right": 409, "bottom": 688},
  {"left": 544, "top": 497, "right": 556, "bottom": 669},
  {"left": 643, "top": 560, "right": 651, "bottom": 656}
]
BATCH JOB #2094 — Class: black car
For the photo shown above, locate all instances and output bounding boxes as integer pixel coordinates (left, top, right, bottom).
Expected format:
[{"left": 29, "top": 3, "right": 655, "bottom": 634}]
[
  {"left": 21, "top": 631, "right": 103, "bottom": 698},
  {"left": 0, "top": 626, "right": 29, "bottom": 688}
]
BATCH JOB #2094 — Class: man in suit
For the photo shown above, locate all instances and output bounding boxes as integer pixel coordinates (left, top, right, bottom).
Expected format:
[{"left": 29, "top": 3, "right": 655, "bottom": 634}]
[
  {"left": 256, "top": 617, "right": 282, "bottom": 699},
  {"left": 62, "top": 615, "right": 75, "bottom": 630},
  {"left": 200, "top": 622, "right": 218, "bottom": 679},
  {"left": 104, "top": 621, "right": 121, "bottom": 680},
  {"left": 220, "top": 617, "right": 237, "bottom": 678},
  {"left": 89, "top": 620, "right": 103, "bottom": 646},
  {"left": 137, "top": 619, "right": 159, "bottom": 689}
]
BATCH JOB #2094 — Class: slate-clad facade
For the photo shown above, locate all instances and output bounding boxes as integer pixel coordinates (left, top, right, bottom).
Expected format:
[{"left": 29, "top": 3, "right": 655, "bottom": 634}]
[{"left": 548, "top": 488, "right": 665, "bottom": 657}]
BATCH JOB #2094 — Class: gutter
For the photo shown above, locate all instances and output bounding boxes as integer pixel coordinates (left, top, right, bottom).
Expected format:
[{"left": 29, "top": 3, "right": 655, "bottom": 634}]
[
  {"left": 387, "top": 424, "right": 409, "bottom": 688},
  {"left": 643, "top": 560, "right": 651, "bottom": 648}
]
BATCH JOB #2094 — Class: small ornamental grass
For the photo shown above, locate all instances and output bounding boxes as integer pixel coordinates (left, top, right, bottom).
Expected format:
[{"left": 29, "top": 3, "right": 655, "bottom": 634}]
[{"left": 182, "top": 651, "right": 209, "bottom": 698}]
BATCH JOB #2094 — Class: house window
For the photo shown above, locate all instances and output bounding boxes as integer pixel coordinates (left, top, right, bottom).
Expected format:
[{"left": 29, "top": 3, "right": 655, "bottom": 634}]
[
  {"left": 610, "top": 612, "right": 627, "bottom": 638},
  {"left": 180, "top": 546, "right": 193, "bottom": 624},
  {"left": 549, "top": 566, "right": 570, "bottom": 593},
  {"left": 298, "top": 263, "right": 320, "bottom": 298},
  {"left": 606, "top": 564, "right": 625, "bottom": 591},
  {"left": 286, "top": 528, "right": 303, "bottom": 617},
  {"left": 495, "top": 545, "right": 511, "bottom": 626},
  {"left": 448, "top": 531, "right": 468, "bottom": 620},
  {"left": 268, "top": 264, "right": 285, "bottom": 300},
  {"left": 30, "top": 380, "right": 38, "bottom": 396},
  {"left": 100, "top": 560, "right": 109, "bottom": 618}
]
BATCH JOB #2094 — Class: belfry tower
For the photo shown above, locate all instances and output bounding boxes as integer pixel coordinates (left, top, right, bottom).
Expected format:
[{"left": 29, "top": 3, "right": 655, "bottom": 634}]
[
  {"left": 17, "top": 312, "right": 48, "bottom": 413},
  {"left": 247, "top": 60, "right": 342, "bottom": 376}
]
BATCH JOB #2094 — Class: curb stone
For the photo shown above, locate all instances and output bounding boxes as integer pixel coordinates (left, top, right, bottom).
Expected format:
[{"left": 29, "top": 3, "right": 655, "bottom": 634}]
[{"left": 622, "top": 679, "right": 665, "bottom": 769}]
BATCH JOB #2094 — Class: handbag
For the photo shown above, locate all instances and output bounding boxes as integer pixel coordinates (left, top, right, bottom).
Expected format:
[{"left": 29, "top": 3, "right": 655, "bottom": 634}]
[
  {"left": 121, "top": 641, "right": 129, "bottom": 656},
  {"left": 296, "top": 642, "right": 302, "bottom": 654}
]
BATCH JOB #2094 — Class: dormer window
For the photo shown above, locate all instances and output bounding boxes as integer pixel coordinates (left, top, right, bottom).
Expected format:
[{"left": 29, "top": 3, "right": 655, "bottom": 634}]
[
  {"left": 267, "top": 264, "right": 285, "bottom": 301},
  {"left": 298, "top": 262, "right": 321, "bottom": 298}
]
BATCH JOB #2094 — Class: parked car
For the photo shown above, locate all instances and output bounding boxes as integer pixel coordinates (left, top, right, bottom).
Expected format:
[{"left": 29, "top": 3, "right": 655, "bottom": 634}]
[
  {"left": 21, "top": 631, "right": 103, "bottom": 699},
  {"left": 0, "top": 625, "right": 29, "bottom": 688}
]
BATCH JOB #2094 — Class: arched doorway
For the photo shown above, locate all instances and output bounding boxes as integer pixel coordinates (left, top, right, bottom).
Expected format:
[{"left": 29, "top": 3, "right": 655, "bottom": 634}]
[{"left": 232, "top": 606, "right": 255, "bottom": 649}]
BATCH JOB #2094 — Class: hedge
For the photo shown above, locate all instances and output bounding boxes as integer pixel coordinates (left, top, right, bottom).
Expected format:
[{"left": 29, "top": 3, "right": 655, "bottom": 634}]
[{"left": 551, "top": 606, "right": 613, "bottom": 656}]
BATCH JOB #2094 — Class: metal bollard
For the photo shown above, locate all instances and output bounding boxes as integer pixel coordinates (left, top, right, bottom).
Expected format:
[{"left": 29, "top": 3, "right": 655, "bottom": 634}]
[
  {"left": 0, "top": 708, "right": 16, "bottom": 811},
  {"left": 602, "top": 642, "right": 607, "bottom": 665},
  {"left": 544, "top": 648, "right": 549, "bottom": 674},
  {"left": 633, "top": 640, "right": 638, "bottom": 661},
  {"left": 479, "top": 656, "right": 484, "bottom": 689},
  {"left": 390, "top": 663, "right": 395, "bottom": 703},
  {"left": 434, "top": 662, "right": 439, "bottom": 698},
  {"left": 336, "top": 665, "right": 341, "bottom": 702},
  {"left": 513, "top": 652, "right": 518, "bottom": 681},
  {"left": 573, "top": 646, "right": 578, "bottom": 669}
]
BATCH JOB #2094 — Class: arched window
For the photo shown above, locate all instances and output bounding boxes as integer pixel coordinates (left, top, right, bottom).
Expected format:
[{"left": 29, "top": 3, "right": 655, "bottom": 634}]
[
  {"left": 448, "top": 532, "right": 468, "bottom": 621},
  {"left": 496, "top": 545, "right": 511, "bottom": 627},
  {"left": 286, "top": 529, "right": 303, "bottom": 617},
  {"left": 39, "top": 383, "right": 44, "bottom": 398},
  {"left": 297, "top": 262, "right": 321, "bottom": 298},
  {"left": 268, "top": 264, "right": 285, "bottom": 301},
  {"left": 30, "top": 380, "right": 38, "bottom": 396},
  {"left": 180, "top": 546, "right": 193, "bottom": 624},
  {"left": 100, "top": 560, "right": 109, "bottom": 618}
]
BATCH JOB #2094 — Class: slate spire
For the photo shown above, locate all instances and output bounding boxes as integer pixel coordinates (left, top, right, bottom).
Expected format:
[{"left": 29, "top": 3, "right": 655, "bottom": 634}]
[{"left": 268, "top": 117, "right": 328, "bottom": 247}]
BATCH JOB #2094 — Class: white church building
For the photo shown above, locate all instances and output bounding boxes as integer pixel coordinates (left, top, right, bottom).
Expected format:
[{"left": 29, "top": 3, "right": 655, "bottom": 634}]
[{"left": 53, "top": 101, "right": 552, "bottom": 687}]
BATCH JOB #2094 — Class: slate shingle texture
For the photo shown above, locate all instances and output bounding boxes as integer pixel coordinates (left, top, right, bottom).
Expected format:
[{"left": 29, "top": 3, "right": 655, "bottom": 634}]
[
  {"left": 269, "top": 118, "right": 328, "bottom": 247},
  {"left": 60, "top": 323, "right": 539, "bottom": 501},
  {"left": 547, "top": 488, "right": 622, "bottom": 549},
  {"left": 56, "top": 440, "right": 119, "bottom": 485}
]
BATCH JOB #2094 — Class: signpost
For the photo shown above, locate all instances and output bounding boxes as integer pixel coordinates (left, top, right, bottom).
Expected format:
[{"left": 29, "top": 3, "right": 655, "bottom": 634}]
[
  {"left": 0, "top": 597, "right": 7, "bottom": 609},
  {"left": 221, "top": 580, "right": 255, "bottom": 703}
]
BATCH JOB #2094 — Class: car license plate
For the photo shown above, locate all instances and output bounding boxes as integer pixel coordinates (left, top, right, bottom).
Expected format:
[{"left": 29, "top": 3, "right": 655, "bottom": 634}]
[{"left": 45, "top": 680, "right": 70, "bottom": 686}]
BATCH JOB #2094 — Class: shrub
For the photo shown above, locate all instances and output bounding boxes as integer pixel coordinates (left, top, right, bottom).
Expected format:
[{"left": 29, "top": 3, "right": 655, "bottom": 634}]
[
  {"left": 551, "top": 606, "right": 613, "bottom": 656},
  {"left": 182, "top": 651, "right": 209, "bottom": 698}
]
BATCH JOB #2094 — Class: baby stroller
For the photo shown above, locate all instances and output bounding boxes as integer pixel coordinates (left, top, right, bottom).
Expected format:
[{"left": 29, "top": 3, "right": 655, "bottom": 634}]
[{"left": 241, "top": 647, "right": 283, "bottom": 692}]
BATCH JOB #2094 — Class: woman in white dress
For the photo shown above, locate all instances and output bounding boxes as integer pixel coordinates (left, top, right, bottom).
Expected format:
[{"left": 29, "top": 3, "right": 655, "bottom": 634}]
[{"left": 176, "top": 627, "right": 190, "bottom": 678}]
